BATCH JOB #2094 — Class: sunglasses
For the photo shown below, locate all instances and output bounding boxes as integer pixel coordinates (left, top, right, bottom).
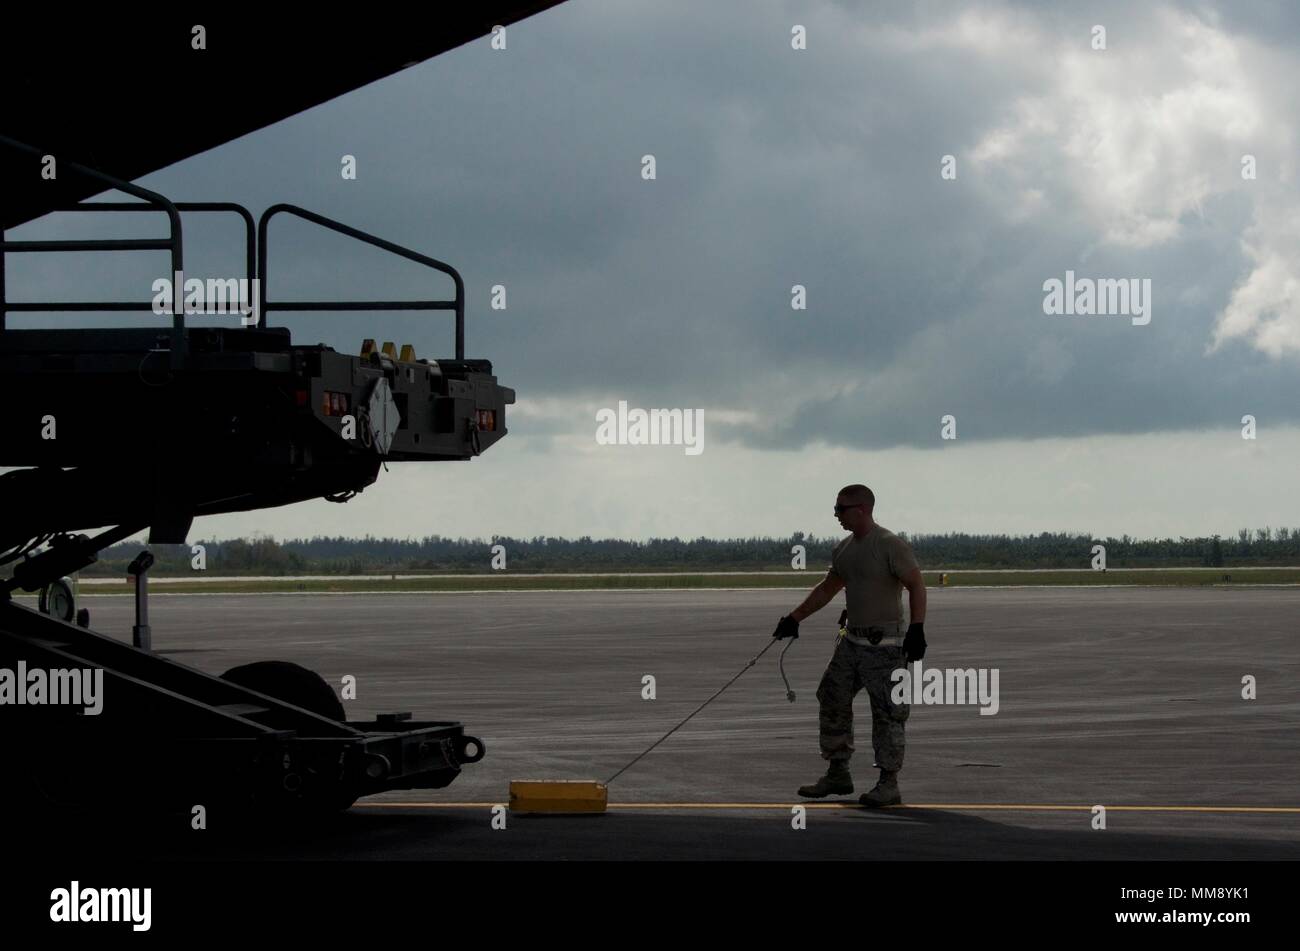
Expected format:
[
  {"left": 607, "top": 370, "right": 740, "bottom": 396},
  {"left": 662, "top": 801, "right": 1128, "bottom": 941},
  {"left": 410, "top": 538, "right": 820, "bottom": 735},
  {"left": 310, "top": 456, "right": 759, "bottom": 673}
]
[{"left": 834, "top": 503, "right": 865, "bottom": 515}]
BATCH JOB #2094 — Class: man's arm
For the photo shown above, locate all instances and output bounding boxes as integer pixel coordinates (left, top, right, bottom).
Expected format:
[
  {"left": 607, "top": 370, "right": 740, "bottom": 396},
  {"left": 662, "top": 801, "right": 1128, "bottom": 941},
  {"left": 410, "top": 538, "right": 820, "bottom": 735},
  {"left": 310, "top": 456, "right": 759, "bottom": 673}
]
[
  {"left": 790, "top": 571, "right": 845, "bottom": 622},
  {"left": 900, "top": 566, "right": 926, "bottom": 623},
  {"left": 900, "top": 565, "right": 927, "bottom": 660}
]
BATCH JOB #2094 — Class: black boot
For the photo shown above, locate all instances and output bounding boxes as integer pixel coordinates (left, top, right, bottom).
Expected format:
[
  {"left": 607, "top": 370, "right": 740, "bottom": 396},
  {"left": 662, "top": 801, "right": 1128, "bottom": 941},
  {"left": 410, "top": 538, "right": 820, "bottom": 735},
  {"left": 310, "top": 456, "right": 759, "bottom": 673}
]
[
  {"left": 797, "top": 760, "right": 853, "bottom": 798},
  {"left": 859, "top": 769, "right": 901, "bottom": 807}
]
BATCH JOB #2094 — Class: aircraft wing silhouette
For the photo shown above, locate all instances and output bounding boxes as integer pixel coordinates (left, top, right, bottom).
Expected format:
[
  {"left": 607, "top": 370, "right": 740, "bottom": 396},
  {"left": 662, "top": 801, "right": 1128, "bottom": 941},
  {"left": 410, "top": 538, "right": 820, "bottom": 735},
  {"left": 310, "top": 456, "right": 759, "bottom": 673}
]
[{"left": 1, "top": 5, "right": 566, "bottom": 229}]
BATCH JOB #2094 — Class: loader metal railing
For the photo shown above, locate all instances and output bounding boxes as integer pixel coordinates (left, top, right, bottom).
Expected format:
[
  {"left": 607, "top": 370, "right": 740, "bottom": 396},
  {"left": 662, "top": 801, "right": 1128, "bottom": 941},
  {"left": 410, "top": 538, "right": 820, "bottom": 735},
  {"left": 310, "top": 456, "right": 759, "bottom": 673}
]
[
  {"left": 257, "top": 203, "right": 466, "bottom": 359},
  {"left": 1, "top": 136, "right": 470, "bottom": 361}
]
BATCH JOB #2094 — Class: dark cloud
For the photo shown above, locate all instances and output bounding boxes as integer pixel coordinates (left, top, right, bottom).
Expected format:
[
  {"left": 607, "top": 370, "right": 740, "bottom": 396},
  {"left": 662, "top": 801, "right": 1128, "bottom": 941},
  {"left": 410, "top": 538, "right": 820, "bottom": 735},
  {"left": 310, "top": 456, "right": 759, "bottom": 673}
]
[{"left": 8, "top": 0, "right": 1298, "bottom": 454}]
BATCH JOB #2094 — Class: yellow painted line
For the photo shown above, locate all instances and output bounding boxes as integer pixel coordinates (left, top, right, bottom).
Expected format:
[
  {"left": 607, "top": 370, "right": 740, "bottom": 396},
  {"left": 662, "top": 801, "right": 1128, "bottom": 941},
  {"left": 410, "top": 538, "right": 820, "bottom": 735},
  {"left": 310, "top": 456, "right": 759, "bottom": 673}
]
[{"left": 354, "top": 801, "right": 1300, "bottom": 814}]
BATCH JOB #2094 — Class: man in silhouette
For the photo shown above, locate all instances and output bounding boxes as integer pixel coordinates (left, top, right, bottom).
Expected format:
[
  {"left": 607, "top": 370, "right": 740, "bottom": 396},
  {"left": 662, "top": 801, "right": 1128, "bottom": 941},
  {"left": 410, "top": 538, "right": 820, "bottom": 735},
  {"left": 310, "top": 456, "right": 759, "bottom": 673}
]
[{"left": 773, "top": 484, "right": 927, "bottom": 807}]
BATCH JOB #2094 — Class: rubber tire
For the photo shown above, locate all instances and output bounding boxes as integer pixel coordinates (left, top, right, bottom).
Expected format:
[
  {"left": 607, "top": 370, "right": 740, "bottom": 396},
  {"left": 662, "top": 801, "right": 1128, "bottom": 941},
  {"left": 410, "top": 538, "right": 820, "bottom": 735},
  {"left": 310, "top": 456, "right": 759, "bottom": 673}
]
[
  {"left": 220, "top": 660, "right": 346, "bottom": 721},
  {"left": 219, "top": 661, "right": 356, "bottom": 813}
]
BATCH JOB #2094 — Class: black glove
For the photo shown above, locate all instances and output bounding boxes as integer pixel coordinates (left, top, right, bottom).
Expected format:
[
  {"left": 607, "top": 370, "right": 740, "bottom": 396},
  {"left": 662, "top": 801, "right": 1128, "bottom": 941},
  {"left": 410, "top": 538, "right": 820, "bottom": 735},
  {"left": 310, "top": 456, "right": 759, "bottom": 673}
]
[
  {"left": 904, "top": 622, "right": 926, "bottom": 661},
  {"left": 773, "top": 615, "right": 800, "bottom": 640}
]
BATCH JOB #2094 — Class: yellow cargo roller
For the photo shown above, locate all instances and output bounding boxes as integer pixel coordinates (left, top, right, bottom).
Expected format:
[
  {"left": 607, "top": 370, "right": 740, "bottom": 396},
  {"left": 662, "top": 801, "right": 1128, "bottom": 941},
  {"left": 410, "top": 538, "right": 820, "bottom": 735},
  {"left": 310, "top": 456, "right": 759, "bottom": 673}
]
[{"left": 508, "top": 634, "right": 798, "bottom": 815}]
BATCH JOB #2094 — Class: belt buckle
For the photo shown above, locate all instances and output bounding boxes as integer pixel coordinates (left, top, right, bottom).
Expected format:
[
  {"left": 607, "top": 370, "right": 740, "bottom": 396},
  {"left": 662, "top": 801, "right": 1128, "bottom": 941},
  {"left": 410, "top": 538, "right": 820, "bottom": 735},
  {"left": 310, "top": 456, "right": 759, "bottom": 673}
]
[{"left": 866, "top": 628, "right": 885, "bottom": 645}]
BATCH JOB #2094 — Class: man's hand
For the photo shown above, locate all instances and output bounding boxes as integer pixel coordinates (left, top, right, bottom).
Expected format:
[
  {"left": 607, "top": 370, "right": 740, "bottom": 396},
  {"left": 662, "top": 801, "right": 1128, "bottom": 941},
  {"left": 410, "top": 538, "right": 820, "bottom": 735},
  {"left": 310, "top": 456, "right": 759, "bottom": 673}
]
[
  {"left": 904, "top": 621, "right": 927, "bottom": 661},
  {"left": 773, "top": 615, "right": 800, "bottom": 640}
]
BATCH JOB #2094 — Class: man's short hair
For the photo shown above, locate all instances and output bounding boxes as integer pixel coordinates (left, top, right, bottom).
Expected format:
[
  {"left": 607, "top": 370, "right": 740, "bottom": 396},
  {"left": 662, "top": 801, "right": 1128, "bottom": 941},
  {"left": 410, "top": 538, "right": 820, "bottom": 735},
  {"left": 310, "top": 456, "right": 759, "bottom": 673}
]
[{"left": 837, "top": 484, "right": 875, "bottom": 509}]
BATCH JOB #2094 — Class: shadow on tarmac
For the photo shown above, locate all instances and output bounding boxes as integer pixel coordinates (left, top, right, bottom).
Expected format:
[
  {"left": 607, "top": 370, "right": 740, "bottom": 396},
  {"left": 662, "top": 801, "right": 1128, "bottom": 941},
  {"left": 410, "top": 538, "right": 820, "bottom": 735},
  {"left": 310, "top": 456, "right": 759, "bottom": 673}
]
[{"left": 18, "top": 799, "right": 1300, "bottom": 861}]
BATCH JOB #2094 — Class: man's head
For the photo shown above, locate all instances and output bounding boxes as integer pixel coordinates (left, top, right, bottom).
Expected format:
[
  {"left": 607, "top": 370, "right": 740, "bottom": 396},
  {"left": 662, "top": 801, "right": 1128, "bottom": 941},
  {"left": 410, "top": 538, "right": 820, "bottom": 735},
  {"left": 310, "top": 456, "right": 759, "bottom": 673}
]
[{"left": 834, "top": 484, "right": 875, "bottom": 536}]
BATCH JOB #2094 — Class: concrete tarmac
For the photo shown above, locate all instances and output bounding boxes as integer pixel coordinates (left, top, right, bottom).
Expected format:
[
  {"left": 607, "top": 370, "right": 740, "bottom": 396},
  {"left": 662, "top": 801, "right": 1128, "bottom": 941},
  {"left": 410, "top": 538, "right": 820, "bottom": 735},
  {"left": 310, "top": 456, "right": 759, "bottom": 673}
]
[{"left": 69, "top": 586, "right": 1300, "bottom": 859}]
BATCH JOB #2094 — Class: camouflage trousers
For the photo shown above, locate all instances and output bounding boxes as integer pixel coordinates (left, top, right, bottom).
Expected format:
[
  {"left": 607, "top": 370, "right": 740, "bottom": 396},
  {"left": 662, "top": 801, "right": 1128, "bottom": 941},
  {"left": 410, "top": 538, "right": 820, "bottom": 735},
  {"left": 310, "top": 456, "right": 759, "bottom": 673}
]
[{"left": 816, "top": 638, "right": 910, "bottom": 771}]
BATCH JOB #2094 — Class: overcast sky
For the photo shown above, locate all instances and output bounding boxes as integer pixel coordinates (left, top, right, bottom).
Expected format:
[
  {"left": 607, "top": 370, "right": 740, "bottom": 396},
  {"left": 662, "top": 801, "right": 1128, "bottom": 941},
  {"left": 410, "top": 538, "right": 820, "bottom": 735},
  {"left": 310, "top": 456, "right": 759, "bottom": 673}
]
[{"left": 9, "top": 0, "right": 1300, "bottom": 545}]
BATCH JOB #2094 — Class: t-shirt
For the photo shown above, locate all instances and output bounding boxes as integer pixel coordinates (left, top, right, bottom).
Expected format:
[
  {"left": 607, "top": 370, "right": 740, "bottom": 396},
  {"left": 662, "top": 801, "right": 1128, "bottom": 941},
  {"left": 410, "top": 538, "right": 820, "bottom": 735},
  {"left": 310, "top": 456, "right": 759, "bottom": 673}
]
[{"left": 828, "top": 525, "right": 919, "bottom": 627}]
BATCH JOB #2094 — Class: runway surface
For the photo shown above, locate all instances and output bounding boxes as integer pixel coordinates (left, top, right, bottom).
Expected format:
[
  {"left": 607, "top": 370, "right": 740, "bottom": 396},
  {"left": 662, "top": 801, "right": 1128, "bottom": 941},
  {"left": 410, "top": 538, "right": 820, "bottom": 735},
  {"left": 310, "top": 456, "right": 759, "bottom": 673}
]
[{"left": 66, "top": 586, "right": 1300, "bottom": 859}]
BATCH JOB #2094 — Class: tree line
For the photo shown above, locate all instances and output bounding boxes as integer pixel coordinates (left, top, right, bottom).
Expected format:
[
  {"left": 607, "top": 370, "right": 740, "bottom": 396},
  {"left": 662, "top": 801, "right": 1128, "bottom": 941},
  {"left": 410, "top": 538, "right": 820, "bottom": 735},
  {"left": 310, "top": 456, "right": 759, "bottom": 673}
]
[{"left": 75, "top": 528, "right": 1300, "bottom": 576}]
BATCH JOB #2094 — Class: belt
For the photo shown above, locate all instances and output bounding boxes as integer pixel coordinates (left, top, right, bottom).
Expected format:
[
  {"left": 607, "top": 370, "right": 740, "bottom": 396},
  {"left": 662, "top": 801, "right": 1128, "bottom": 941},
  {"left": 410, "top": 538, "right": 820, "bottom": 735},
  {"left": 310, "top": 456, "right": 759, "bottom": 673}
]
[{"left": 841, "top": 624, "right": 904, "bottom": 647}]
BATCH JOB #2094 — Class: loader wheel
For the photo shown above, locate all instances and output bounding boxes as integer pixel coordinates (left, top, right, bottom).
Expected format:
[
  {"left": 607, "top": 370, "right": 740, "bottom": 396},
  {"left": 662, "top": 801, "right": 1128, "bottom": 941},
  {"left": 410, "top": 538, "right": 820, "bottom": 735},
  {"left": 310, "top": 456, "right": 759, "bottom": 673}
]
[
  {"left": 220, "top": 660, "right": 346, "bottom": 721},
  {"left": 220, "top": 661, "right": 356, "bottom": 812}
]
